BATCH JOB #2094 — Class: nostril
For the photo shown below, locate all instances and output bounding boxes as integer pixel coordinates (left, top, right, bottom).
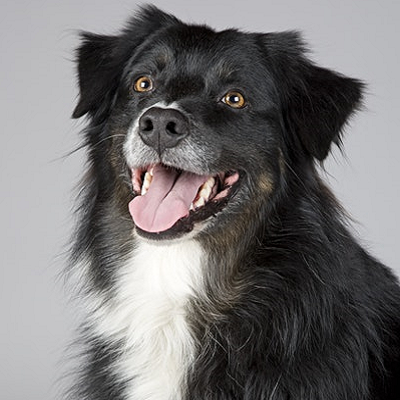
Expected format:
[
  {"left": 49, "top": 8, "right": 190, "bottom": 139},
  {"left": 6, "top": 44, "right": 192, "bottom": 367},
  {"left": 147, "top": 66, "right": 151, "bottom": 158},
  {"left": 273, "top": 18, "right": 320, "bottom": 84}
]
[
  {"left": 140, "top": 118, "right": 153, "bottom": 132},
  {"left": 166, "top": 121, "right": 178, "bottom": 135}
]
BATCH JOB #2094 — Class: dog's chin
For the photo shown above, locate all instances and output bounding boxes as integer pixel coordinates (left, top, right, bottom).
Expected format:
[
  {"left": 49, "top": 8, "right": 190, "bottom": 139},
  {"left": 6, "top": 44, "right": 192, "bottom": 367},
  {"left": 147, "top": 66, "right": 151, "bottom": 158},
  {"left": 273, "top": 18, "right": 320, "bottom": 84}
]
[{"left": 128, "top": 163, "right": 242, "bottom": 241}]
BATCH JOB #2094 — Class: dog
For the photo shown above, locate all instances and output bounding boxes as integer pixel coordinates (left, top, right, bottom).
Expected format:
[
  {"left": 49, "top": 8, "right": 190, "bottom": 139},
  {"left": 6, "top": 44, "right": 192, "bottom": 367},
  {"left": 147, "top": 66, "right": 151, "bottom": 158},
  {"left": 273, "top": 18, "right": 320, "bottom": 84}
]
[{"left": 69, "top": 5, "right": 400, "bottom": 400}]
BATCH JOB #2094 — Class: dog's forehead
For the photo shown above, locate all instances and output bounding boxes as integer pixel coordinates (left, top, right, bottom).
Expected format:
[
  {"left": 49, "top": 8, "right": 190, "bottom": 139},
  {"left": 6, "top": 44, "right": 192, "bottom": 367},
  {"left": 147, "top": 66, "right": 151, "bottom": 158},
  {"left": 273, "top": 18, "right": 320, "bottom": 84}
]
[{"left": 143, "top": 25, "right": 258, "bottom": 78}]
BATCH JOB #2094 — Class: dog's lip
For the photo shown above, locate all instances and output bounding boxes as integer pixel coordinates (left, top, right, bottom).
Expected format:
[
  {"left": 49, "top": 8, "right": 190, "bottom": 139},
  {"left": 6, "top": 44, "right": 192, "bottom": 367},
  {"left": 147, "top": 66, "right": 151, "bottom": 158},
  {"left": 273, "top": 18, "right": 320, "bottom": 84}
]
[{"left": 127, "top": 163, "right": 241, "bottom": 237}]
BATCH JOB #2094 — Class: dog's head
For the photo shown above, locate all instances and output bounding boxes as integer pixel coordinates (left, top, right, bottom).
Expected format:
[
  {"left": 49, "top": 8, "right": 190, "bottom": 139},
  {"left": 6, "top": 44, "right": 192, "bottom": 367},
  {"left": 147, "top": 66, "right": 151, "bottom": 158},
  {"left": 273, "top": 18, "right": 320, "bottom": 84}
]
[{"left": 73, "top": 6, "right": 363, "bottom": 241}]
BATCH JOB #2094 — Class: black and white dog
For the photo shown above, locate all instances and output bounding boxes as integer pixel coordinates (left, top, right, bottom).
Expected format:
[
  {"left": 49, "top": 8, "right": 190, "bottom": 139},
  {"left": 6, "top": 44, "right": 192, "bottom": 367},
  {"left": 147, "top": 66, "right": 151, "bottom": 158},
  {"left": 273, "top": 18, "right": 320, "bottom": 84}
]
[{"left": 69, "top": 5, "right": 400, "bottom": 399}]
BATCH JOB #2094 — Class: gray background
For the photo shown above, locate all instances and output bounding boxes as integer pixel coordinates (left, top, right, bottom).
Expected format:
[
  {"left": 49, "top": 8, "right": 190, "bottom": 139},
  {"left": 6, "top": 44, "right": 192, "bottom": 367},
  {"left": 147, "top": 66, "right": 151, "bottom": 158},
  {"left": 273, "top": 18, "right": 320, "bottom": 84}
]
[{"left": 1, "top": 0, "right": 399, "bottom": 398}]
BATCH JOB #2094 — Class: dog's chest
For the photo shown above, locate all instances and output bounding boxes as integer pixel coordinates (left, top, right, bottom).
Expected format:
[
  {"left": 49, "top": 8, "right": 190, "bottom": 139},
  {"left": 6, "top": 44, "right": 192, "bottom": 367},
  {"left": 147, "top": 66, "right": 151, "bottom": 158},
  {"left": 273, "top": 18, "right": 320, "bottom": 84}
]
[{"left": 108, "top": 239, "right": 205, "bottom": 400}]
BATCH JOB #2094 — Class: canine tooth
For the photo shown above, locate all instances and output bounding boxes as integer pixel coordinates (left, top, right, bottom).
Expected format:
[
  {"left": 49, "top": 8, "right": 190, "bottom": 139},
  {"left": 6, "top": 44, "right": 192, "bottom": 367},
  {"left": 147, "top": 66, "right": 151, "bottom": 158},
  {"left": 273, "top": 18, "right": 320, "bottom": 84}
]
[
  {"left": 193, "top": 196, "right": 206, "bottom": 209},
  {"left": 146, "top": 166, "right": 154, "bottom": 176},
  {"left": 190, "top": 177, "right": 216, "bottom": 210},
  {"left": 145, "top": 171, "right": 153, "bottom": 185},
  {"left": 141, "top": 172, "right": 152, "bottom": 195},
  {"left": 197, "top": 177, "right": 215, "bottom": 198},
  {"left": 199, "top": 185, "right": 212, "bottom": 201},
  {"left": 204, "top": 176, "right": 215, "bottom": 189}
]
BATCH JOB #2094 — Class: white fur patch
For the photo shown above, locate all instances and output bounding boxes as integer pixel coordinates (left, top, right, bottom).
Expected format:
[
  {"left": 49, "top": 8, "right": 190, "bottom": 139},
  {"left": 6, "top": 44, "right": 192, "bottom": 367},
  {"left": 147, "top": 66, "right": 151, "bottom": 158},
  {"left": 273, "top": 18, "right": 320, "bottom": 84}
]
[{"left": 90, "top": 237, "right": 205, "bottom": 400}]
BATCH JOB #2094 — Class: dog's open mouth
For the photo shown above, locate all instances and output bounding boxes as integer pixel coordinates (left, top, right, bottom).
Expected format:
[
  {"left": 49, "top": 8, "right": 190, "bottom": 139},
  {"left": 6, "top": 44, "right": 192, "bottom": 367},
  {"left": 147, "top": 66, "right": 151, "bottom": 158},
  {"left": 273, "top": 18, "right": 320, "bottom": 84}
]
[{"left": 128, "top": 163, "right": 239, "bottom": 235}]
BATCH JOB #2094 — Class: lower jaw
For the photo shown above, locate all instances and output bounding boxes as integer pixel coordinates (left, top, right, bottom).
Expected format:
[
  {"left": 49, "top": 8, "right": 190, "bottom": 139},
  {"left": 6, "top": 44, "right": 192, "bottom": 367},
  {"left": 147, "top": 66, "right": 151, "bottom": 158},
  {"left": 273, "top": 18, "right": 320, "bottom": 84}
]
[
  {"left": 135, "top": 224, "right": 197, "bottom": 241},
  {"left": 133, "top": 194, "right": 232, "bottom": 241}
]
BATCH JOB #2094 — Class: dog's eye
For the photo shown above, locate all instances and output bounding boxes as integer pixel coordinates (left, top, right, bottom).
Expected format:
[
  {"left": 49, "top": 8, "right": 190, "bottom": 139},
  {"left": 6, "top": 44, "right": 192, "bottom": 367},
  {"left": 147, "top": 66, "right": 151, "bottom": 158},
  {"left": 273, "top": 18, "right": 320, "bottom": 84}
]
[
  {"left": 133, "top": 76, "right": 154, "bottom": 93},
  {"left": 222, "top": 91, "right": 246, "bottom": 109}
]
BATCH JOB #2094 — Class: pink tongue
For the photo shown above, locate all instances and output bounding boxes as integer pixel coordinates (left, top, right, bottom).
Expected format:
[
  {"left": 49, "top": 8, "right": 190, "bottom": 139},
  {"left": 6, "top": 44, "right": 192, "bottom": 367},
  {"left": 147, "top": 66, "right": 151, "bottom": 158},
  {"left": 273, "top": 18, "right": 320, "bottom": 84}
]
[{"left": 129, "top": 164, "right": 208, "bottom": 233}]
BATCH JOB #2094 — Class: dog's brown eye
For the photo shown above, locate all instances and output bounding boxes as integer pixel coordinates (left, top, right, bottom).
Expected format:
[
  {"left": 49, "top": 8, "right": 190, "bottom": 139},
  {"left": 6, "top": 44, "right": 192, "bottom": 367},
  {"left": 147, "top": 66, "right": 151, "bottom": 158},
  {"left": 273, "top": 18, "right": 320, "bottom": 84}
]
[
  {"left": 133, "top": 76, "right": 154, "bottom": 92},
  {"left": 222, "top": 91, "right": 246, "bottom": 109}
]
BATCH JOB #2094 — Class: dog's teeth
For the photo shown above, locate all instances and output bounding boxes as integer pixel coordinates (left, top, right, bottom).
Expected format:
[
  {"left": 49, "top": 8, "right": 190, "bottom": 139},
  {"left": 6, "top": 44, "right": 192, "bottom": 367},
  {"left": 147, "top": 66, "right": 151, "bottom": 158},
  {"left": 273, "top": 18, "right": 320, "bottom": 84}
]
[
  {"left": 141, "top": 172, "right": 152, "bottom": 195},
  {"left": 193, "top": 196, "right": 206, "bottom": 209},
  {"left": 204, "top": 176, "right": 215, "bottom": 189},
  {"left": 190, "top": 177, "right": 217, "bottom": 211},
  {"left": 199, "top": 185, "right": 212, "bottom": 201},
  {"left": 198, "top": 177, "right": 215, "bottom": 199}
]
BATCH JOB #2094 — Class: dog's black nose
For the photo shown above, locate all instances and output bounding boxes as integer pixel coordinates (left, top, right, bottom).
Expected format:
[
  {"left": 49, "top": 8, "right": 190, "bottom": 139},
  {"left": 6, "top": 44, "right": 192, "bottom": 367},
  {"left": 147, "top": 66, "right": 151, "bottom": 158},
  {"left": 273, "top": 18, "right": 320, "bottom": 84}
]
[{"left": 138, "top": 107, "right": 189, "bottom": 154}]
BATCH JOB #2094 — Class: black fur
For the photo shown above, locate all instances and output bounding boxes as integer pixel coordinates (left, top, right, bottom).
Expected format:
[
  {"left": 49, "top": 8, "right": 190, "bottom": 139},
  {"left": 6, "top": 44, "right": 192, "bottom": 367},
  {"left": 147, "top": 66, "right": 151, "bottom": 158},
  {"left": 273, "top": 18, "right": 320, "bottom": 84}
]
[{"left": 70, "top": 5, "right": 400, "bottom": 399}]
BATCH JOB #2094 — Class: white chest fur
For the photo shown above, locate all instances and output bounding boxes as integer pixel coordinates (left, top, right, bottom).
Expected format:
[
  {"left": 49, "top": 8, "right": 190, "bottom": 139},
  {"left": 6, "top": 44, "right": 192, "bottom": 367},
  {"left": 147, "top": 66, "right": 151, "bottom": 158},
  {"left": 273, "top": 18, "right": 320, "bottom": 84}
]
[{"left": 92, "top": 239, "right": 205, "bottom": 400}]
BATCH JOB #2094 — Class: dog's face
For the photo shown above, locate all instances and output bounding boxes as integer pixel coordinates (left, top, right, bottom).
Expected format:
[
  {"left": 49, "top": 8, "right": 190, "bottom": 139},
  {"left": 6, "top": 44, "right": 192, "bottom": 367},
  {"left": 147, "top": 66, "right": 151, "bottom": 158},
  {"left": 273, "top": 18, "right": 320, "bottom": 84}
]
[
  {"left": 121, "top": 26, "right": 283, "bottom": 239},
  {"left": 73, "top": 6, "right": 363, "bottom": 241}
]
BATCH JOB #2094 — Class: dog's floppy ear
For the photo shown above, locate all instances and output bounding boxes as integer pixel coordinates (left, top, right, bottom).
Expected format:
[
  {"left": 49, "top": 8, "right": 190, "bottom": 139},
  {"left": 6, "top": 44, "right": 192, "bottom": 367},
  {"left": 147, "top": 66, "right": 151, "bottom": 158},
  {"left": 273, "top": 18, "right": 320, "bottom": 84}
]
[
  {"left": 262, "top": 32, "right": 364, "bottom": 161},
  {"left": 287, "top": 63, "right": 364, "bottom": 161},
  {"left": 72, "top": 33, "right": 120, "bottom": 119},
  {"left": 72, "top": 5, "right": 179, "bottom": 119}
]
